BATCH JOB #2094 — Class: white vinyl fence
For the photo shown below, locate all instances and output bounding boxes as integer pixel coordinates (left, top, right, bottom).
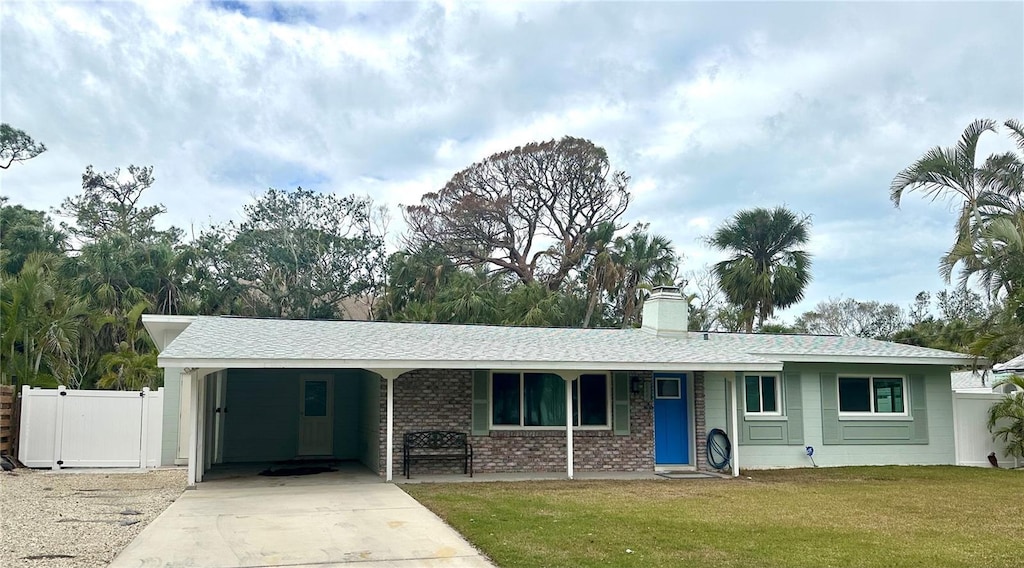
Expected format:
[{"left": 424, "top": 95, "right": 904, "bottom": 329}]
[
  {"left": 18, "top": 385, "right": 163, "bottom": 469},
  {"left": 953, "top": 391, "right": 1019, "bottom": 468}
]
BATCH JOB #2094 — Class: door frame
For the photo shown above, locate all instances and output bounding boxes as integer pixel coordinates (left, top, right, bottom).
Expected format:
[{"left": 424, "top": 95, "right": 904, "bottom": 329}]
[
  {"left": 653, "top": 372, "right": 696, "bottom": 470},
  {"left": 298, "top": 374, "right": 335, "bottom": 457}
]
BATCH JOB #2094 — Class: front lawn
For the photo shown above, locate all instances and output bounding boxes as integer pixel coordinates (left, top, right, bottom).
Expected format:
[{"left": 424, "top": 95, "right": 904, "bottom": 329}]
[{"left": 403, "top": 467, "right": 1024, "bottom": 568}]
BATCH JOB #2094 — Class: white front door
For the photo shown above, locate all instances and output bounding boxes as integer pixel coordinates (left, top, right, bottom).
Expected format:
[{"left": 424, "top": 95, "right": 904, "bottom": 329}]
[{"left": 298, "top": 375, "right": 334, "bottom": 456}]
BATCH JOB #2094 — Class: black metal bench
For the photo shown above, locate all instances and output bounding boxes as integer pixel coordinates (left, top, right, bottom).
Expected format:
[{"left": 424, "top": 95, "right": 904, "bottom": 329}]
[{"left": 402, "top": 431, "right": 473, "bottom": 479}]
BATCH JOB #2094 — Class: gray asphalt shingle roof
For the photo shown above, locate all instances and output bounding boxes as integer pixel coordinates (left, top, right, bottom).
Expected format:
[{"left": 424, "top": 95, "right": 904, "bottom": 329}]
[
  {"left": 155, "top": 316, "right": 976, "bottom": 369},
  {"left": 994, "top": 353, "right": 1024, "bottom": 373},
  {"left": 700, "top": 332, "right": 978, "bottom": 361}
]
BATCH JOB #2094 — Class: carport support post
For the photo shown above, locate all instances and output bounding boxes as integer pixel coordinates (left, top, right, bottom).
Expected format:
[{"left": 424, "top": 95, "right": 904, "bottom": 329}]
[
  {"left": 185, "top": 370, "right": 199, "bottom": 487},
  {"left": 562, "top": 372, "right": 580, "bottom": 480},
  {"left": 729, "top": 374, "right": 740, "bottom": 478},
  {"left": 369, "top": 369, "right": 411, "bottom": 482}
]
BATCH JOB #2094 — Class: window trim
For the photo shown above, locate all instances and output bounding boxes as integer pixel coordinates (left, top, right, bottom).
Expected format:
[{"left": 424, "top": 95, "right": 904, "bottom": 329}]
[
  {"left": 488, "top": 370, "right": 612, "bottom": 431},
  {"left": 837, "top": 375, "right": 909, "bottom": 417},
  {"left": 743, "top": 374, "right": 783, "bottom": 416},
  {"left": 655, "top": 377, "right": 682, "bottom": 399}
]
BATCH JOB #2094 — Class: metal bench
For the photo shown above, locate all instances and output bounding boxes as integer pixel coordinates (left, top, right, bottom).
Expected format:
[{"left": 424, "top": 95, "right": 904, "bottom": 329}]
[{"left": 402, "top": 431, "right": 473, "bottom": 479}]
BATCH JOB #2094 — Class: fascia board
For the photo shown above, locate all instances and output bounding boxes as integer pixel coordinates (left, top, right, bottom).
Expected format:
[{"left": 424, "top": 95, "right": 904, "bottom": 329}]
[{"left": 156, "top": 356, "right": 784, "bottom": 372}]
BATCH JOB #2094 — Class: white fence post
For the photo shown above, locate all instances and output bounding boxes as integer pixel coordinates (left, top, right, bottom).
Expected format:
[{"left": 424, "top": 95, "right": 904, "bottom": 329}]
[
  {"left": 139, "top": 387, "right": 151, "bottom": 470},
  {"left": 52, "top": 386, "right": 67, "bottom": 470}
]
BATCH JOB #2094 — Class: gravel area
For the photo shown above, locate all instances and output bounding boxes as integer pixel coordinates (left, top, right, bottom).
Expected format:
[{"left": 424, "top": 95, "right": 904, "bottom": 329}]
[{"left": 0, "top": 467, "right": 186, "bottom": 568}]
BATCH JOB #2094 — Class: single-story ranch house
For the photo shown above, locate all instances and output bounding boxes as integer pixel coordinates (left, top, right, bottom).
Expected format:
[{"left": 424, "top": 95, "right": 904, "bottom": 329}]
[{"left": 143, "top": 287, "right": 979, "bottom": 486}]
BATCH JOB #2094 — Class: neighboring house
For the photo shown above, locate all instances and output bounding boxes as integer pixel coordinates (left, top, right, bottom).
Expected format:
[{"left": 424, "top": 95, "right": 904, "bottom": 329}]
[
  {"left": 993, "top": 353, "right": 1024, "bottom": 376},
  {"left": 143, "top": 287, "right": 979, "bottom": 486},
  {"left": 954, "top": 354, "right": 1024, "bottom": 394}
]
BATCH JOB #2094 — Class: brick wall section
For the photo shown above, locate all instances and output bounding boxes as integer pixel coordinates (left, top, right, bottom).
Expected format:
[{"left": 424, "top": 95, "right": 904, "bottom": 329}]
[
  {"left": 378, "top": 369, "right": 655, "bottom": 476},
  {"left": 693, "top": 371, "right": 708, "bottom": 471}
]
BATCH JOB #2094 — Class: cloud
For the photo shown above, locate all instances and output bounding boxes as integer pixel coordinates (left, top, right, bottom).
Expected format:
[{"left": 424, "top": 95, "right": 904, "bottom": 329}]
[{"left": 1, "top": 0, "right": 1021, "bottom": 320}]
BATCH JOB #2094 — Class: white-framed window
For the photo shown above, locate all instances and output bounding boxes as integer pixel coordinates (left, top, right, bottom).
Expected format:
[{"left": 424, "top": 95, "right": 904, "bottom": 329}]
[
  {"left": 838, "top": 376, "right": 907, "bottom": 415},
  {"left": 744, "top": 374, "right": 781, "bottom": 415},
  {"left": 490, "top": 372, "right": 610, "bottom": 429},
  {"left": 655, "top": 377, "right": 681, "bottom": 399}
]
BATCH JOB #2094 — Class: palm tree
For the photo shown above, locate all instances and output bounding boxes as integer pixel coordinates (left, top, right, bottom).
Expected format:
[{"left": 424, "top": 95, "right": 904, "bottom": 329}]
[
  {"left": 891, "top": 119, "right": 998, "bottom": 253},
  {"left": 0, "top": 252, "right": 89, "bottom": 387},
  {"left": 892, "top": 119, "right": 1023, "bottom": 297},
  {"left": 581, "top": 222, "right": 624, "bottom": 328},
  {"left": 616, "top": 225, "right": 678, "bottom": 328},
  {"left": 707, "top": 207, "right": 812, "bottom": 332},
  {"left": 988, "top": 374, "right": 1024, "bottom": 461}
]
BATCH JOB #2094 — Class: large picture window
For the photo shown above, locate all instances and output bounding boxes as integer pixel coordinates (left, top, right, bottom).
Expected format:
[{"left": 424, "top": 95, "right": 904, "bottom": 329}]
[
  {"left": 838, "top": 376, "right": 906, "bottom": 414},
  {"left": 744, "top": 375, "right": 780, "bottom": 414},
  {"left": 491, "top": 372, "right": 610, "bottom": 428}
]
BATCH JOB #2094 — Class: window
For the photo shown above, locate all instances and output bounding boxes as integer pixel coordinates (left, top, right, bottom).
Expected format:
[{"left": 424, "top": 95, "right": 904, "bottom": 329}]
[
  {"left": 838, "top": 376, "right": 906, "bottom": 414},
  {"left": 744, "top": 375, "right": 780, "bottom": 414},
  {"left": 491, "top": 372, "right": 609, "bottom": 428},
  {"left": 656, "top": 377, "right": 680, "bottom": 398}
]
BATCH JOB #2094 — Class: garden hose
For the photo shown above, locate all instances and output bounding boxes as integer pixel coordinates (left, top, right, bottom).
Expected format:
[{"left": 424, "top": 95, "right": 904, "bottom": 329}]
[{"left": 706, "top": 428, "right": 732, "bottom": 470}]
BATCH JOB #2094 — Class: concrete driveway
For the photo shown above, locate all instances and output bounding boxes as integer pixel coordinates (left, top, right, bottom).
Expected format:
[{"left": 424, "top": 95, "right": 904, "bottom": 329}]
[{"left": 108, "top": 465, "right": 493, "bottom": 568}]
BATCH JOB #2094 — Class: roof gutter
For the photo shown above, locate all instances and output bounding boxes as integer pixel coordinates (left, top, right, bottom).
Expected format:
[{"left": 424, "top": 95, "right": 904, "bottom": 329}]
[
  {"left": 156, "top": 356, "right": 784, "bottom": 373},
  {"left": 763, "top": 353, "right": 985, "bottom": 366}
]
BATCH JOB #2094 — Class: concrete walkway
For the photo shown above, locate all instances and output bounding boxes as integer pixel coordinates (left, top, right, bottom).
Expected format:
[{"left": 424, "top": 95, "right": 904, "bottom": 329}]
[{"left": 108, "top": 465, "right": 493, "bottom": 568}]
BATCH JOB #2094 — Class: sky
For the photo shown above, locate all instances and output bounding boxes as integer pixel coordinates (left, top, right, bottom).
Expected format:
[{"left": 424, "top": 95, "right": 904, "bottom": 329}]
[{"left": 1, "top": 1, "right": 1022, "bottom": 322}]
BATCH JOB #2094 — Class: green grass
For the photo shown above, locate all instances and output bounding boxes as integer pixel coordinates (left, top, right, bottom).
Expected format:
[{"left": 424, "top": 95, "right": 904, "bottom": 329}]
[{"left": 403, "top": 466, "right": 1024, "bottom": 568}]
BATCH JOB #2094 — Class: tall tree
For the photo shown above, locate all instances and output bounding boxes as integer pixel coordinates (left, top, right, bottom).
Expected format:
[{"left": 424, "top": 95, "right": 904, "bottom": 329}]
[
  {"left": 0, "top": 198, "right": 66, "bottom": 274},
  {"left": 198, "top": 188, "right": 387, "bottom": 320},
  {"left": 616, "top": 224, "right": 678, "bottom": 328},
  {"left": 59, "top": 165, "right": 179, "bottom": 244},
  {"left": 892, "top": 119, "right": 1024, "bottom": 363},
  {"left": 580, "top": 222, "right": 623, "bottom": 328},
  {"left": 404, "top": 136, "right": 630, "bottom": 291},
  {"left": 706, "top": 207, "right": 812, "bottom": 332},
  {"left": 890, "top": 119, "right": 997, "bottom": 257},
  {"left": 0, "top": 123, "right": 46, "bottom": 169},
  {"left": 794, "top": 297, "right": 905, "bottom": 340}
]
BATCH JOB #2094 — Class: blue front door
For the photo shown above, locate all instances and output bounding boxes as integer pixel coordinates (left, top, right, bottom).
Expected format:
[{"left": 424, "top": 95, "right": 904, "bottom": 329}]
[{"left": 654, "top": 374, "right": 690, "bottom": 465}]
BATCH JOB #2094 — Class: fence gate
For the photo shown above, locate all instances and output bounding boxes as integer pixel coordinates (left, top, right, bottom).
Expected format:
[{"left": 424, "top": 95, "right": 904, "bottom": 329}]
[
  {"left": 18, "top": 386, "right": 163, "bottom": 469},
  {"left": 953, "top": 392, "right": 1019, "bottom": 468}
]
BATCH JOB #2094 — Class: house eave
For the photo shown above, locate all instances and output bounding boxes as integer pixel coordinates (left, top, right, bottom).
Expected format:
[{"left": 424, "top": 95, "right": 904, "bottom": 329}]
[
  {"left": 765, "top": 354, "right": 984, "bottom": 366},
  {"left": 155, "top": 357, "right": 784, "bottom": 373}
]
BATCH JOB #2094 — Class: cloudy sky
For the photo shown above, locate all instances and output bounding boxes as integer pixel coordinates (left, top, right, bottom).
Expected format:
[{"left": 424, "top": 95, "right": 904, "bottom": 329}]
[{"left": 2, "top": 1, "right": 1022, "bottom": 321}]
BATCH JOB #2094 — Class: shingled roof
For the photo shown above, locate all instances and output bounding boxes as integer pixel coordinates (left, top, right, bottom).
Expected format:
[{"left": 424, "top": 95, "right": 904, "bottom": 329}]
[{"left": 149, "top": 316, "right": 977, "bottom": 371}]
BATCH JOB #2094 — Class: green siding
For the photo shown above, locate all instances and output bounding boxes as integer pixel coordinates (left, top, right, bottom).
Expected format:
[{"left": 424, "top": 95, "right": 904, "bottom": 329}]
[
  {"left": 819, "top": 370, "right": 928, "bottom": 445},
  {"left": 909, "top": 374, "right": 929, "bottom": 444},
  {"left": 331, "top": 370, "right": 363, "bottom": 460},
  {"left": 784, "top": 372, "right": 804, "bottom": 444},
  {"left": 160, "top": 367, "right": 183, "bottom": 466},
  {"left": 471, "top": 370, "right": 489, "bottom": 435},
  {"left": 222, "top": 369, "right": 366, "bottom": 463},
  {"left": 613, "top": 372, "right": 630, "bottom": 435},
  {"left": 224, "top": 370, "right": 300, "bottom": 461},
  {"left": 736, "top": 371, "right": 803, "bottom": 445},
  {"left": 820, "top": 372, "right": 840, "bottom": 444}
]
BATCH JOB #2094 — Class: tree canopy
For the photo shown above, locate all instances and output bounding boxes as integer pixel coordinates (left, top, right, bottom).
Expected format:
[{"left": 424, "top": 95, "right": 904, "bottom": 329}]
[
  {"left": 706, "top": 206, "right": 813, "bottom": 332},
  {"left": 404, "top": 136, "right": 630, "bottom": 291},
  {"left": 0, "top": 123, "right": 46, "bottom": 169}
]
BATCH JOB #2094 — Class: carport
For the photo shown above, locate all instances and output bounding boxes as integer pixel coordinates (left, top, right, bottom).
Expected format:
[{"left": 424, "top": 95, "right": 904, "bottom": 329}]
[{"left": 175, "top": 366, "right": 404, "bottom": 486}]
